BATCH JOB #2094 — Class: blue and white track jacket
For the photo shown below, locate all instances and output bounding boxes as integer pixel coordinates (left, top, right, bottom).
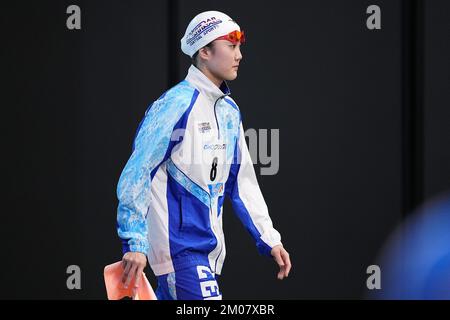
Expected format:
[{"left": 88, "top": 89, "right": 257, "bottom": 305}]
[{"left": 117, "top": 65, "right": 282, "bottom": 276}]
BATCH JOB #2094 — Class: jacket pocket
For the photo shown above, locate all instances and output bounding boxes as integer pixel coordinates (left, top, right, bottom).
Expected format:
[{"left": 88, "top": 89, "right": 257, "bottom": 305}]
[
  {"left": 179, "top": 196, "right": 186, "bottom": 234},
  {"left": 179, "top": 195, "right": 210, "bottom": 239},
  {"left": 179, "top": 196, "right": 194, "bottom": 235}
]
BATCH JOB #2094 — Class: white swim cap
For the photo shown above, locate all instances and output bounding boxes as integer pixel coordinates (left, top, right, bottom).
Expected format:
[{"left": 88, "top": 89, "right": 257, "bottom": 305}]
[{"left": 180, "top": 11, "right": 241, "bottom": 58}]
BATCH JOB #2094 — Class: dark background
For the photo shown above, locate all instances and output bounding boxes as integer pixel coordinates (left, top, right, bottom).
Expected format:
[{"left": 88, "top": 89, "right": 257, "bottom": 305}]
[{"left": 1, "top": 0, "right": 449, "bottom": 299}]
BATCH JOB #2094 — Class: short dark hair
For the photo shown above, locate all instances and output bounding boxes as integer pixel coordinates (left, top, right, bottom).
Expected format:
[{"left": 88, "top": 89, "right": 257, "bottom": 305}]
[{"left": 192, "top": 42, "right": 215, "bottom": 67}]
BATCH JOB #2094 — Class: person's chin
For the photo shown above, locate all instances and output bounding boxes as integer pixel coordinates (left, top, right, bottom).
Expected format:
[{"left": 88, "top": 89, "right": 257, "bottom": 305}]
[{"left": 226, "top": 71, "right": 238, "bottom": 81}]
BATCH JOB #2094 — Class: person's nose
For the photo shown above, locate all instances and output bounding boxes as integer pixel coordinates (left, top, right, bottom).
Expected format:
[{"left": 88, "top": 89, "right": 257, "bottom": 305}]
[{"left": 235, "top": 45, "right": 243, "bottom": 62}]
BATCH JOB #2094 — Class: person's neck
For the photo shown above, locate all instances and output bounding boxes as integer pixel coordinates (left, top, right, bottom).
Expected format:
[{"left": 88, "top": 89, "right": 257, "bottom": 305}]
[{"left": 196, "top": 65, "right": 223, "bottom": 88}]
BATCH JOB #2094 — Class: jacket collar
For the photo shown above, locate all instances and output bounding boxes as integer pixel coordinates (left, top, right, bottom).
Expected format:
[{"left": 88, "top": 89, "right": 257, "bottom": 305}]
[{"left": 185, "top": 65, "right": 231, "bottom": 102}]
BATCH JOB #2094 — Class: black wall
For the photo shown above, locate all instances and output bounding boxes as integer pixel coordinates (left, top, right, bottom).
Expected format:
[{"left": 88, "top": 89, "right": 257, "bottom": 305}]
[{"left": 1, "top": 0, "right": 449, "bottom": 299}]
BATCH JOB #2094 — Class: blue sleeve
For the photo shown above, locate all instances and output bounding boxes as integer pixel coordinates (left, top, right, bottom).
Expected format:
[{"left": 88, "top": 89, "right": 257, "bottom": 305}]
[{"left": 116, "top": 87, "right": 198, "bottom": 255}]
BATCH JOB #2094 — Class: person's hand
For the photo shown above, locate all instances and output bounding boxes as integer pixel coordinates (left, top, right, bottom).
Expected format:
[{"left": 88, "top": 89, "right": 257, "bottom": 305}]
[
  {"left": 271, "top": 245, "right": 291, "bottom": 280},
  {"left": 121, "top": 252, "right": 147, "bottom": 293}
]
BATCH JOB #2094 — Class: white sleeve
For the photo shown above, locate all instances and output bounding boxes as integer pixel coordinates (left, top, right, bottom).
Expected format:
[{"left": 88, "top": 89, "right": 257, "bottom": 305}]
[{"left": 225, "top": 121, "right": 282, "bottom": 256}]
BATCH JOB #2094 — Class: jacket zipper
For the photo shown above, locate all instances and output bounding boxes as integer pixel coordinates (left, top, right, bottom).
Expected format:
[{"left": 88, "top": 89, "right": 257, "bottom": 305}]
[
  {"left": 214, "top": 94, "right": 229, "bottom": 140},
  {"left": 209, "top": 198, "right": 223, "bottom": 272},
  {"left": 213, "top": 207, "right": 223, "bottom": 272},
  {"left": 212, "top": 95, "right": 229, "bottom": 270},
  {"left": 211, "top": 94, "right": 229, "bottom": 270}
]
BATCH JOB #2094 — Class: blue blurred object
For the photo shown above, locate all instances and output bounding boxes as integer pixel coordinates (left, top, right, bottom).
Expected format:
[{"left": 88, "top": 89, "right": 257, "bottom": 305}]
[{"left": 372, "top": 191, "right": 450, "bottom": 299}]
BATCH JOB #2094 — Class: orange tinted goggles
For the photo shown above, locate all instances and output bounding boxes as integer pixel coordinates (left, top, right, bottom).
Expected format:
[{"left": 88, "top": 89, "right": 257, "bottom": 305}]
[{"left": 215, "top": 30, "right": 246, "bottom": 45}]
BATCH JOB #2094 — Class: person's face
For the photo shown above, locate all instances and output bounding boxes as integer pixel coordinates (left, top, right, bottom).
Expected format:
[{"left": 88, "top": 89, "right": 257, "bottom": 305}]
[{"left": 204, "top": 40, "right": 243, "bottom": 81}]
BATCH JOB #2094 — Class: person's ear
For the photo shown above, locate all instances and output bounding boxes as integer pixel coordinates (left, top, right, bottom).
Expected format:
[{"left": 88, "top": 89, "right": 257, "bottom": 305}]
[{"left": 198, "top": 46, "right": 211, "bottom": 61}]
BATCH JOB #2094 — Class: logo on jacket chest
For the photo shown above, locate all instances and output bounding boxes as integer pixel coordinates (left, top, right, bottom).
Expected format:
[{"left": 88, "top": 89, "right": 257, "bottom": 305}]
[{"left": 198, "top": 122, "right": 212, "bottom": 134}]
